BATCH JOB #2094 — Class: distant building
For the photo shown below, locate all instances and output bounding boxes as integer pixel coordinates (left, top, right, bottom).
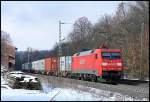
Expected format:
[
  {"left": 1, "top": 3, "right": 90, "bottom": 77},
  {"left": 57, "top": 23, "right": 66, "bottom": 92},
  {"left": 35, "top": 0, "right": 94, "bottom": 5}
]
[{"left": 1, "top": 42, "right": 17, "bottom": 71}]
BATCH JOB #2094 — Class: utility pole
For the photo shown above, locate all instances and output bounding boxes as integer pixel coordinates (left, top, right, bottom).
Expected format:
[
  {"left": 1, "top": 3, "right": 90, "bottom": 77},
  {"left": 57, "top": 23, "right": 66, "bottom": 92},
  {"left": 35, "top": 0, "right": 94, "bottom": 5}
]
[
  {"left": 27, "top": 47, "right": 30, "bottom": 64},
  {"left": 58, "top": 21, "right": 72, "bottom": 69},
  {"left": 27, "top": 47, "right": 30, "bottom": 72},
  {"left": 140, "top": 23, "right": 144, "bottom": 79},
  {"left": 59, "top": 21, "right": 62, "bottom": 58},
  {"left": 58, "top": 21, "right": 64, "bottom": 71}
]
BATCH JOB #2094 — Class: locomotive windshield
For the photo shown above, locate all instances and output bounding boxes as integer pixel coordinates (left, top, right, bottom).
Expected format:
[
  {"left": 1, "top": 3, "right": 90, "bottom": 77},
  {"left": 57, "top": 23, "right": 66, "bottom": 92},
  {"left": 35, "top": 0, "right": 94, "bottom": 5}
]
[{"left": 102, "top": 52, "right": 121, "bottom": 59}]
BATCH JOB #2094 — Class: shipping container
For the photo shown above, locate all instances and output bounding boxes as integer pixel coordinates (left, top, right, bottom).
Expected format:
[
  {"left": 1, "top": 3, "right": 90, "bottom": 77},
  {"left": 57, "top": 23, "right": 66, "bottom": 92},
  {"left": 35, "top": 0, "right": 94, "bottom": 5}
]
[
  {"left": 65, "top": 56, "right": 72, "bottom": 71},
  {"left": 32, "top": 61, "right": 39, "bottom": 73},
  {"left": 44, "top": 57, "right": 58, "bottom": 75},
  {"left": 28, "top": 63, "right": 32, "bottom": 72},
  {"left": 29, "top": 63, "right": 32, "bottom": 70},
  {"left": 22, "top": 64, "right": 25, "bottom": 71},
  {"left": 60, "top": 56, "right": 65, "bottom": 71},
  {"left": 59, "top": 56, "right": 72, "bottom": 71},
  {"left": 38, "top": 59, "right": 45, "bottom": 74},
  {"left": 45, "top": 58, "right": 52, "bottom": 72},
  {"left": 23, "top": 62, "right": 31, "bottom": 72},
  {"left": 32, "top": 61, "right": 37, "bottom": 73},
  {"left": 24, "top": 63, "right": 28, "bottom": 71},
  {"left": 31, "top": 62, "right": 34, "bottom": 71},
  {"left": 36, "top": 61, "right": 40, "bottom": 71},
  {"left": 51, "top": 57, "right": 58, "bottom": 71}
]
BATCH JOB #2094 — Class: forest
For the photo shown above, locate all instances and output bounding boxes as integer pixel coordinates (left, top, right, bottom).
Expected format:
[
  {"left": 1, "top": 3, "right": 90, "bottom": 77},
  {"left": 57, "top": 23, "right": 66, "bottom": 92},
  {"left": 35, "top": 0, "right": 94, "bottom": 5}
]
[{"left": 2, "top": 1, "right": 148, "bottom": 79}]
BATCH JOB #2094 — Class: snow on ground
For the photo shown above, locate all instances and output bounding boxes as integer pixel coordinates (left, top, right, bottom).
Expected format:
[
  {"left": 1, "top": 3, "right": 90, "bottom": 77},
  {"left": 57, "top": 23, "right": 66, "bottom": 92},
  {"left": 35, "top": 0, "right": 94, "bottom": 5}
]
[
  {"left": 123, "top": 75, "right": 149, "bottom": 81},
  {"left": 9, "top": 73, "right": 39, "bottom": 83},
  {"left": 41, "top": 81, "right": 149, "bottom": 101},
  {"left": 48, "top": 87, "right": 106, "bottom": 101},
  {"left": 86, "top": 86, "right": 148, "bottom": 101},
  {"left": 9, "top": 71, "right": 24, "bottom": 74},
  {"left": 1, "top": 76, "right": 50, "bottom": 101},
  {"left": 1, "top": 76, "right": 7, "bottom": 85},
  {"left": 1, "top": 76, "right": 149, "bottom": 101},
  {"left": 1, "top": 89, "right": 51, "bottom": 101},
  {"left": 50, "top": 88, "right": 148, "bottom": 101},
  {"left": 19, "top": 75, "right": 38, "bottom": 83},
  {"left": 1, "top": 86, "right": 148, "bottom": 101}
]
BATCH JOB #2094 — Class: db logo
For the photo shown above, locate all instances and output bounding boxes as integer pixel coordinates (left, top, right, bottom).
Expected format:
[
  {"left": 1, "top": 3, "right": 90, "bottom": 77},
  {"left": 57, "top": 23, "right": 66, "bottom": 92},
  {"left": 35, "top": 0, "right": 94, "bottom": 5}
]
[{"left": 80, "top": 60, "right": 85, "bottom": 64}]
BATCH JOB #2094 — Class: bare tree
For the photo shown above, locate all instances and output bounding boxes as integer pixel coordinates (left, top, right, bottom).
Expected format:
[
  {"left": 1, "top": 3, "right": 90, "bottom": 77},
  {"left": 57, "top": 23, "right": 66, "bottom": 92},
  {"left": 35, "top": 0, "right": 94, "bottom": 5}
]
[
  {"left": 68, "top": 17, "right": 92, "bottom": 52},
  {"left": 1, "top": 31, "right": 12, "bottom": 63}
]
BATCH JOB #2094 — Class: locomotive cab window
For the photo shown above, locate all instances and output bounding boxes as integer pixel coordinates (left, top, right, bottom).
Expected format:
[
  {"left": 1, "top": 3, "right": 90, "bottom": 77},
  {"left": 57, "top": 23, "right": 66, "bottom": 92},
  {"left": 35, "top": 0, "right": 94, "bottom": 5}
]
[{"left": 102, "top": 52, "right": 121, "bottom": 59}]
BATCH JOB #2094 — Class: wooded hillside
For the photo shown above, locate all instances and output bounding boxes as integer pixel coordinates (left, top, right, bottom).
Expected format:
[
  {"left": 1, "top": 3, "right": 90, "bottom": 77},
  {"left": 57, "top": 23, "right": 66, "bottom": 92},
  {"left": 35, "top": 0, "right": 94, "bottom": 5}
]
[{"left": 16, "top": 1, "right": 149, "bottom": 79}]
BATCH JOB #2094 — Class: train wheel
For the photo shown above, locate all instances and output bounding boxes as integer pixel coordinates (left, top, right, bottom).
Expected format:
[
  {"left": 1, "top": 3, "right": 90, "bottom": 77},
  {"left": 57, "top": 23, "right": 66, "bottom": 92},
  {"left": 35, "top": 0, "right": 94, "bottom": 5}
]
[
  {"left": 81, "top": 76, "right": 84, "bottom": 80},
  {"left": 95, "top": 76, "right": 98, "bottom": 82},
  {"left": 91, "top": 76, "right": 97, "bottom": 82},
  {"left": 91, "top": 78, "right": 94, "bottom": 82},
  {"left": 111, "top": 78, "right": 118, "bottom": 85},
  {"left": 106, "top": 79, "right": 111, "bottom": 84},
  {"left": 112, "top": 81, "right": 117, "bottom": 85},
  {"left": 78, "top": 76, "right": 81, "bottom": 80}
]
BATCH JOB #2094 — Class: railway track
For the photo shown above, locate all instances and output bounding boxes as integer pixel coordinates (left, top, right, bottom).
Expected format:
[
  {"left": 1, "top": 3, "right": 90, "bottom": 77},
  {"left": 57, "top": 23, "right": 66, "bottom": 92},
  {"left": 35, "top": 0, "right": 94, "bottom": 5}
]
[
  {"left": 118, "top": 78, "right": 149, "bottom": 85},
  {"left": 120, "top": 78, "right": 149, "bottom": 82},
  {"left": 29, "top": 73, "right": 149, "bottom": 100}
]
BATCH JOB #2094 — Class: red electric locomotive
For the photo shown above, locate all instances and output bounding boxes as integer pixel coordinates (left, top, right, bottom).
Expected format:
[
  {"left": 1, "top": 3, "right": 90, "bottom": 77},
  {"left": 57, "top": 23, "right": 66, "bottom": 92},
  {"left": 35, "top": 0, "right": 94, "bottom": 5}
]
[{"left": 72, "top": 46, "right": 123, "bottom": 83}]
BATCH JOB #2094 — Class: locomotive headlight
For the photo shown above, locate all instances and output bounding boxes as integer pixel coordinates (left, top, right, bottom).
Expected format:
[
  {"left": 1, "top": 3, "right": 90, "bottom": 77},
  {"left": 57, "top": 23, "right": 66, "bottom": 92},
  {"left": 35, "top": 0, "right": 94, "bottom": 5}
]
[
  {"left": 101, "top": 62, "right": 108, "bottom": 66},
  {"left": 117, "top": 63, "right": 122, "bottom": 66}
]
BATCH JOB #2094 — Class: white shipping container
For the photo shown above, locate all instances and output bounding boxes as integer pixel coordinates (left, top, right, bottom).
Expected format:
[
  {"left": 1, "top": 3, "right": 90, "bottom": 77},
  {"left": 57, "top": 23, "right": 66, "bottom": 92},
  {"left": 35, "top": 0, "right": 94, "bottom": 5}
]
[
  {"left": 31, "top": 63, "right": 33, "bottom": 71},
  {"left": 32, "top": 62, "right": 36, "bottom": 71},
  {"left": 32, "top": 61, "right": 38, "bottom": 71},
  {"left": 25, "top": 63, "right": 28, "bottom": 70},
  {"left": 22, "top": 64, "right": 25, "bottom": 70},
  {"left": 35, "top": 61, "right": 40, "bottom": 71},
  {"left": 60, "top": 56, "right": 66, "bottom": 71},
  {"left": 38, "top": 59, "right": 45, "bottom": 72}
]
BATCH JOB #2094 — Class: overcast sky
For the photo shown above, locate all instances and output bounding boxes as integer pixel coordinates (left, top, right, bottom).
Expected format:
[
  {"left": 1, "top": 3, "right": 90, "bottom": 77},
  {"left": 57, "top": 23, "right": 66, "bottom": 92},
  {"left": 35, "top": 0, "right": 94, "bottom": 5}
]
[{"left": 1, "top": 1, "right": 125, "bottom": 51}]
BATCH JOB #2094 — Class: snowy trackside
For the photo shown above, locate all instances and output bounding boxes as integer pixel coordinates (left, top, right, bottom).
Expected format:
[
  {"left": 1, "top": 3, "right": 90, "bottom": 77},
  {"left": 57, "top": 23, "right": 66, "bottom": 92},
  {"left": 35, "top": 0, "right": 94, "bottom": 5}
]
[
  {"left": 41, "top": 82, "right": 148, "bottom": 101},
  {"left": 1, "top": 76, "right": 7, "bottom": 85},
  {"left": 1, "top": 76, "right": 50, "bottom": 101},
  {"left": 1, "top": 76, "right": 101, "bottom": 101},
  {"left": 1, "top": 89, "right": 51, "bottom": 101},
  {"left": 48, "top": 88, "right": 148, "bottom": 101},
  {"left": 1, "top": 86, "right": 148, "bottom": 101},
  {"left": 1, "top": 76, "right": 148, "bottom": 101},
  {"left": 9, "top": 73, "right": 39, "bottom": 83}
]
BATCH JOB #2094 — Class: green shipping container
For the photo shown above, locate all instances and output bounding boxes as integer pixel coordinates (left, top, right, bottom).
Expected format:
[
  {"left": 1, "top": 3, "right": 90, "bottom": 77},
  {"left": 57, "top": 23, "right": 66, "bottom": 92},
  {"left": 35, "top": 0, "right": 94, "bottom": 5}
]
[{"left": 65, "top": 56, "right": 72, "bottom": 71}]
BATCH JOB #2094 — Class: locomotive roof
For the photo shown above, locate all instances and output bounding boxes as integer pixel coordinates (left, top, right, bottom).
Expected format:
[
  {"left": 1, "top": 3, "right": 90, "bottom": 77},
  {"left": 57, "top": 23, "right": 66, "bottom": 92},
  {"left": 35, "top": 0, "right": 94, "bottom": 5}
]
[
  {"left": 74, "top": 48, "right": 121, "bottom": 56},
  {"left": 74, "top": 50, "right": 94, "bottom": 56}
]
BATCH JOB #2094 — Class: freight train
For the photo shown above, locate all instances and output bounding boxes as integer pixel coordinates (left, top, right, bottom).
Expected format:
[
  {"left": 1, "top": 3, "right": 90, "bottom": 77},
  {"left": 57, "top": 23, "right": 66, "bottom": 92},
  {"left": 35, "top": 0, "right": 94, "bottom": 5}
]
[{"left": 22, "top": 47, "right": 124, "bottom": 84}]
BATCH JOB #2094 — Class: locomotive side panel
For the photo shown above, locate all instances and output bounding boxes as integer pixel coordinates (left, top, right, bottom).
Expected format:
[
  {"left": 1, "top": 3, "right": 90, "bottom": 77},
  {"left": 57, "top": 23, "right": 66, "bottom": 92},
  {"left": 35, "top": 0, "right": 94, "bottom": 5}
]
[{"left": 72, "top": 53, "right": 98, "bottom": 76}]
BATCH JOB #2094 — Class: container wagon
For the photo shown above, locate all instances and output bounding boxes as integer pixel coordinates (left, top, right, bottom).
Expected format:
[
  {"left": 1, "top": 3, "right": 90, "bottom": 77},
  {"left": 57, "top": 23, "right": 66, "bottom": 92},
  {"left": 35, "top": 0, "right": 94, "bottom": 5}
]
[
  {"left": 59, "top": 56, "right": 72, "bottom": 77},
  {"left": 45, "top": 57, "right": 58, "bottom": 76},
  {"left": 38, "top": 59, "right": 45, "bottom": 74},
  {"left": 22, "top": 64, "right": 25, "bottom": 71},
  {"left": 32, "top": 61, "right": 40, "bottom": 74}
]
